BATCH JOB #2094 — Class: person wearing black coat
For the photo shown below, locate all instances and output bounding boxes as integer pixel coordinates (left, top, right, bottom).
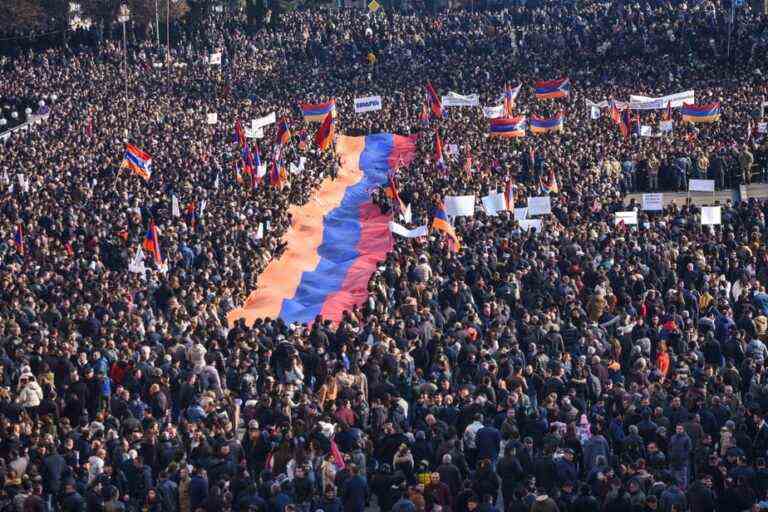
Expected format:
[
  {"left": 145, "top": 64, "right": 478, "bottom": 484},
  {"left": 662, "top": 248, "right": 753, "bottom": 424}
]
[
  {"left": 41, "top": 445, "right": 66, "bottom": 501},
  {"left": 436, "top": 455, "right": 462, "bottom": 497},
  {"left": 60, "top": 479, "right": 86, "bottom": 512},
  {"left": 495, "top": 447, "right": 524, "bottom": 507},
  {"left": 686, "top": 476, "right": 716, "bottom": 512}
]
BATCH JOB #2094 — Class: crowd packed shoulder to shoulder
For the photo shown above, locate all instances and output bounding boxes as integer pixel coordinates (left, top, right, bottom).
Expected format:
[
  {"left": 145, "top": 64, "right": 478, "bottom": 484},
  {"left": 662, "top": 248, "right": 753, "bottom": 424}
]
[{"left": 4, "top": 1, "right": 768, "bottom": 512}]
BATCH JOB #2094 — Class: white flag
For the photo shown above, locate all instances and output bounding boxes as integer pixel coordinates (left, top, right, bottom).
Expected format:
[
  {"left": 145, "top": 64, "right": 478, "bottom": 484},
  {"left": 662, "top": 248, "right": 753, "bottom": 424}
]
[
  {"left": 401, "top": 204, "right": 412, "bottom": 224},
  {"left": 16, "top": 174, "right": 29, "bottom": 193},
  {"left": 128, "top": 247, "right": 147, "bottom": 278},
  {"left": 171, "top": 195, "right": 181, "bottom": 217},
  {"left": 389, "top": 222, "right": 428, "bottom": 238}
]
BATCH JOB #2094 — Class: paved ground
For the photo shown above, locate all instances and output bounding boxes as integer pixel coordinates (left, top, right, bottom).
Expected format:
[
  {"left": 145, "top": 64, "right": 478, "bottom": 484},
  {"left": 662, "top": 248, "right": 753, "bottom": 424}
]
[{"left": 624, "top": 182, "right": 768, "bottom": 207}]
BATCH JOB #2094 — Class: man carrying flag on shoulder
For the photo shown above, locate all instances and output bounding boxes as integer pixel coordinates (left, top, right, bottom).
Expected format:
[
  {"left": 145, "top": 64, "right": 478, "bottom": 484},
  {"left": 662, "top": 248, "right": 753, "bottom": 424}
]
[
  {"left": 432, "top": 202, "right": 461, "bottom": 252},
  {"left": 384, "top": 173, "right": 406, "bottom": 213},
  {"left": 234, "top": 118, "right": 246, "bottom": 148}
]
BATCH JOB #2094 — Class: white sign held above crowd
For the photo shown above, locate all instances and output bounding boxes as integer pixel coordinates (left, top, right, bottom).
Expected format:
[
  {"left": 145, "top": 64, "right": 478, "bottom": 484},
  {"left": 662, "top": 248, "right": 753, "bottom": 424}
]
[
  {"left": 527, "top": 196, "right": 552, "bottom": 216},
  {"left": 209, "top": 52, "right": 222, "bottom": 65},
  {"left": 642, "top": 193, "right": 664, "bottom": 211},
  {"left": 701, "top": 206, "right": 722, "bottom": 225},
  {"left": 614, "top": 211, "right": 638, "bottom": 225},
  {"left": 442, "top": 92, "right": 480, "bottom": 108},
  {"left": 206, "top": 113, "right": 218, "bottom": 124},
  {"left": 482, "top": 105, "right": 504, "bottom": 118},
  {"left": 689, "top": 179, "right": 715, "bottom": 193},
  {"left": 481, "top": 192, "right": 507, "bottom": 216},
  {"left": 253, "top": 112, "right": 277, "bottom": 129},
  {"left": 519, "top": 219, "right": 543, "bottom": 232},
  {"left": 444, "top": 195, "right": 476, "bottom": 217},
  {"left": 354, "top": 96, "right": 383, "bottom": 113}
]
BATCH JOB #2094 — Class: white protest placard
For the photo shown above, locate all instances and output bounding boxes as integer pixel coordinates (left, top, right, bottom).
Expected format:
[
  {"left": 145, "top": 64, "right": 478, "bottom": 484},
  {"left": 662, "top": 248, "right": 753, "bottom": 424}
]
[
  {"left": 482, "top": 193, "right": 507, "bottom": 216},
  {"left": 442, "top": 92, "right": 480, "bottom": 107},
  {"left": 252, "top": 112, "right": 277, "bottom": 129},
  {"left": 299, "top": 157, "right": 307, "bottom": 171},
  {"left": 689, "top": 179, "right": 715, "bottom": 192},
  {"left": 444, "top": 195, "right": 476, "bottom": 217},
  {"left": 701, "top": 206, "right": 722, "bottom": 225},
  {"left": 640, "top": 125, "right": 653, "bottom": 137},
  {"left": 641, "top": 193, "right": 664, "bottom": 211},
  {"left": 289, "top": 163, "right": 301, "bottom": 174},
  {"left": 758, "top": 122, "right": 767, "bottom": 134},
  {"left": 245, "top": 127, "right": 264, "bottom": 139},
  {"left": 514, "top": 208, "right": 528, "bottom": 221},
  {"left": 614, "top": 211, "right": 638, "bottom": 225},
  {"left": 482, "top": 105, "right": 504, "bottom": 119},
  {"left": 659, "top": 120, "right": 673, "bottom": 133},
  {"left": 172, "top": 195, "right": 181, "bottom": 217},
  {"left": 519, "top": 219, "right": 543, "bottom": 232},
  {"left": 206, "top": 112, "right": 218, "bottom": 124},
  {"left": 254, "top": 223, "right": 264, "bottom": 240},
  {"left": 209, "top": 52, "right": 222, "bottom": 65},
  {"left": 256, "top": 164, "right": 267, "bottom": 178},
  {"left": 527, "top": 196, "right": 552, "bottom": 216},
  {"left": 590, "top": 106, "right": 601, "bottom": 120},
  {"left": 354, "top": 95, "right": 382, "bottom": 113},
  {"left": 389, "top": 222, "right": 428, "bottom": 238}
]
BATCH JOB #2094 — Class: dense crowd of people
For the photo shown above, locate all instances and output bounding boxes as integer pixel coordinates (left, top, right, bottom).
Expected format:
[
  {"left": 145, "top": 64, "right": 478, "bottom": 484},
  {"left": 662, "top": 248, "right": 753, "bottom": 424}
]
[{"left": 3, "top": 1, "right": 768, "bottom": 512}]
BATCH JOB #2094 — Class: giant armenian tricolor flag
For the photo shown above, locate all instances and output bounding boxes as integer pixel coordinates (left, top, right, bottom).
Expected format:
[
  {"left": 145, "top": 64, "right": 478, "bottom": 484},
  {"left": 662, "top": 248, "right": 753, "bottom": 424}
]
[
  {"left": 681, "top": 102, "right": 721, "bottom": 123},
  {"left": 227, "top": 133, "right": 417, "bottom": 326}
]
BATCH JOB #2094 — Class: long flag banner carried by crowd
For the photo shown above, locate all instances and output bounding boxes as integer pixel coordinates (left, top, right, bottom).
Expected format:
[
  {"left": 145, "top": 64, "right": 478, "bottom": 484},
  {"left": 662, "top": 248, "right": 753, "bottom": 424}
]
[{"left": 227, "top": 134, "right": 417, "bottom": 326}]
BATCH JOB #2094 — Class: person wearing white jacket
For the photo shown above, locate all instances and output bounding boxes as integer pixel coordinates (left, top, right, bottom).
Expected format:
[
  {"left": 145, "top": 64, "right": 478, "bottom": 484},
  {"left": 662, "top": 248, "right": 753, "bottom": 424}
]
[{"left": 16, "top": 373, "right": 43, "bottom": 409}]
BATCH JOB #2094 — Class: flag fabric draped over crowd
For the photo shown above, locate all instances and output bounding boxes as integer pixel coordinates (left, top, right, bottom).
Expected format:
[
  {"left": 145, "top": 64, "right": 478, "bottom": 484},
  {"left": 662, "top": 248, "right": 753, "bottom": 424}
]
[{"left": 228, "top": 134, "right": 417, "bottom": 326}]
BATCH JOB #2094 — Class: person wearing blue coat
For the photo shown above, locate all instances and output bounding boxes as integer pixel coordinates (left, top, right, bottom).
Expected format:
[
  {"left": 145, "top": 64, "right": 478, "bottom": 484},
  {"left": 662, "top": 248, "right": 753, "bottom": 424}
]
[{"left": 342, "top": 464, "right": 369, "bottom": 512}]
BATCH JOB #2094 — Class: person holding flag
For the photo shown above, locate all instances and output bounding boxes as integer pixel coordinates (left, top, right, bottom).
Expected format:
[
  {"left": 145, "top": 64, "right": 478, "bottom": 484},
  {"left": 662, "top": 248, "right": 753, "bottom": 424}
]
[
  {"left": 142, "top": 220, "right": 164, "bottom": 269},
  {"left": 432, "top": 202, "right": 460, "bottom": 252},
  {"left": 425, "top": 82, "right": 443, "bottom": 119},
  {"left": 434, "top": 131, "right": 446, "bottom": 173},
  {"left": 13, "top": 224, "right": 25, "bottom": 256}
]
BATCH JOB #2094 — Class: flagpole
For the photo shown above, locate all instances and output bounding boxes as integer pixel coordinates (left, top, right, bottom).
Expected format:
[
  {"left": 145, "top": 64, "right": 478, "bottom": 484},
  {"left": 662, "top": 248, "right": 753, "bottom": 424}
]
[{"left": 119, "top": 4, "right": 131, "bottom": 141}]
